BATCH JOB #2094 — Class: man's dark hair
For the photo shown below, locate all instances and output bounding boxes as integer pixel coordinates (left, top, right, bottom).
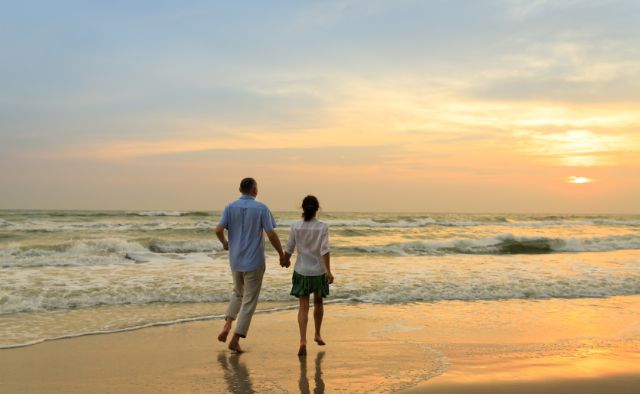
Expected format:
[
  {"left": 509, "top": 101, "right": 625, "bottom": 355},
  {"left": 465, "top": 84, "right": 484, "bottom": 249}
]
[{"left": 240, "top": 177, "right": 257, "bottom": 194}]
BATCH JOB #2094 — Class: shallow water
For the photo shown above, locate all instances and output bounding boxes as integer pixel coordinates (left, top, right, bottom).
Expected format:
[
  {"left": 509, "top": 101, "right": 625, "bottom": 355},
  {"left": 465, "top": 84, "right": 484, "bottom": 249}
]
[{"left": 1, "top": 210, "right": 639, "bottom": 348}]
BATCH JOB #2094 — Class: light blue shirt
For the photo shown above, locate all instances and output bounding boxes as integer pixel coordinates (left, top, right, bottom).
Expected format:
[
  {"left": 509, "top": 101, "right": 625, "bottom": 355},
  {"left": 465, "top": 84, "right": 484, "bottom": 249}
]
[{"left": 218, "top": 195, "right": 277, "bottom": 272}]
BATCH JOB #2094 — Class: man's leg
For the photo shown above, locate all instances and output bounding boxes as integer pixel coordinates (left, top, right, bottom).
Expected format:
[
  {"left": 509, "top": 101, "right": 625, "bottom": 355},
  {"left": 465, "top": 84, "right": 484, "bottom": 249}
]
[
  {"left": 219, "top": 269, "right": 244, "bottom": 343},
  {"left": 228, "top": 265, "right": 265, "bottom": 352}
]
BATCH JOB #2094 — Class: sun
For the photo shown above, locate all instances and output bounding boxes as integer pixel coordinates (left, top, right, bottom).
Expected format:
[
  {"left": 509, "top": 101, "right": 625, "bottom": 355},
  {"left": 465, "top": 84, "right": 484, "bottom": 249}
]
[{"left": 567, "top": 176, "right": 593, "bottom": 184}]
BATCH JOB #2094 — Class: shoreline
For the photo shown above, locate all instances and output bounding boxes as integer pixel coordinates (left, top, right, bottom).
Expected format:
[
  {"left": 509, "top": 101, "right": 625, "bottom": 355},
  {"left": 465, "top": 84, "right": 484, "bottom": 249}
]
[
  {"left": 1, "top": 297, "right": 639, "bottom": 393},
  {"left": 1, "top": 293, "right": 634, "bottom": 351},
  {"left": 0, "top": 302, "right": 303, "bottom": 351}
]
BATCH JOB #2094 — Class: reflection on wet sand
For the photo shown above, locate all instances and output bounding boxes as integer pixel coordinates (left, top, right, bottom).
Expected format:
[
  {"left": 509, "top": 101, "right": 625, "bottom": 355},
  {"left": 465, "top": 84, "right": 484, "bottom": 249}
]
[
  {"left": 216, "top": 350, "right": 325, "bottom": 394},
  {"left": 299, "top": 351, "right": 326, "bottom": 394},
  {"left": 217, "top": 352, "right": 255, "bottom": 394}
]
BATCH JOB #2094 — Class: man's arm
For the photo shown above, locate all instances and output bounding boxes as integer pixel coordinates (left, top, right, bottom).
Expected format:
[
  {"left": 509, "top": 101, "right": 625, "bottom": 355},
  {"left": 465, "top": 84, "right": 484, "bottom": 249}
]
[
  {"left": 266, "top": 229, "right": 285, "bottom": 261},
  {"left": 215, "top": 224, "right": 228, "bottom": 250}
]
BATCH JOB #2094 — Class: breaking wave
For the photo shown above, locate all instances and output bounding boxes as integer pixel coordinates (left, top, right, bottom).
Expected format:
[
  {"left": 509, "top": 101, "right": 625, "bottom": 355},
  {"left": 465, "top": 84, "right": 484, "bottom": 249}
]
[
  {"left": 0, "top": 238, "right": 224, "bottom": 268},
  {"left": 343, "top": 234, "right": 640, "bottom": 255},
  {"left": 127, "top": 211, "right": 212, "bottom": 217},
  {"left": 321, "top": 217, "right": 640, "bottom": 229},
  {"left": 1, "top": 255, "right": 639, "bottom": 314}
]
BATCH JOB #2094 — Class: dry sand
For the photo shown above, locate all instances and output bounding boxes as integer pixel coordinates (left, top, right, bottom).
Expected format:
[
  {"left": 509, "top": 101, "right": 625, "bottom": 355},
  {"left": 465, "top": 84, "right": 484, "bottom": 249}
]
[{"left": 1, "top": 297, "right": 639, "bottom": 393}]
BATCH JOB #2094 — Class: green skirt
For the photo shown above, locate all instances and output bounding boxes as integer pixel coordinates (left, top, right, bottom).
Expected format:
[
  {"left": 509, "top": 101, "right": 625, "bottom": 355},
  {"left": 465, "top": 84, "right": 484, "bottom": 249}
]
[{"left": 290, "top": 271, "right": 330, "bottom": 298}]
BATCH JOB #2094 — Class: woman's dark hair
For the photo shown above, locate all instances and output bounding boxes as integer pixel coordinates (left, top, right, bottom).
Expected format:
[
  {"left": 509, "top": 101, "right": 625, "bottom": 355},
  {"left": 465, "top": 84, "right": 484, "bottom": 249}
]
[{"left": 301, "top": 195, "right": 320, "bottom": 221}]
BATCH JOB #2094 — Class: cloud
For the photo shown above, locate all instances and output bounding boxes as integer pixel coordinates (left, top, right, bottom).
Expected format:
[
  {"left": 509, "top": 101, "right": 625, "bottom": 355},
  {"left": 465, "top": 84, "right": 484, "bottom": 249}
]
[
  {"left": 503, "top": 0, "right": 552, "bottom": 20},
  {"left": 293, "top": 0, "right": 412, "bottom": 28},
  {"left": 143, "top": 145, "right": 399, "bottom": 167},
  {"left": 466, "top": 32, "right": 640, "bottom": 102},
  {"left": 514, "top": 129, "right": 637, "bottom": 166}
]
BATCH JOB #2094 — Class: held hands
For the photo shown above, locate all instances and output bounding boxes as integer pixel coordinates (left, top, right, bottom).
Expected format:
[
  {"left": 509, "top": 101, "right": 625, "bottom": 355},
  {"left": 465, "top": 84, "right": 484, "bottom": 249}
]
[{"left": 279, "top": 254, "right": 291, "bottom": 268}]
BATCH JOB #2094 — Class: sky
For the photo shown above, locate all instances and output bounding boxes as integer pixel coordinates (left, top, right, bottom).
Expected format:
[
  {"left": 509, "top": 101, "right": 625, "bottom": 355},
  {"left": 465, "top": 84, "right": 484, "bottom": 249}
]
[{"left": 1, "top": 0, "right": 639, "bottom": 213}]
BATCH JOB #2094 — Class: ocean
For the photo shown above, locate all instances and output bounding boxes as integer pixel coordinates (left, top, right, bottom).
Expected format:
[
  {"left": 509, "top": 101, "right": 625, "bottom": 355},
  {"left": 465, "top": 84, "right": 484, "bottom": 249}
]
[{"left": 1, "top": 210, "right": 639, "bottom": 349}]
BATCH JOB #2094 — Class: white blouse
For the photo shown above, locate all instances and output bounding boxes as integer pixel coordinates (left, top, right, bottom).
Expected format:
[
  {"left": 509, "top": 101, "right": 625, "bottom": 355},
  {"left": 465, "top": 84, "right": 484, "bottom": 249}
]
[{"left": 284, "top": 219, "right": 330, "bottom": 276}]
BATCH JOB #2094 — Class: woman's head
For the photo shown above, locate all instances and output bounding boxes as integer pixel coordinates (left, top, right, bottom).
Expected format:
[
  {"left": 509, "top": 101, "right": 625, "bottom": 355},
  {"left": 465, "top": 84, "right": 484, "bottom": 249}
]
[{"left": 301, "top": 195, "right": 320, "bottom": 221}]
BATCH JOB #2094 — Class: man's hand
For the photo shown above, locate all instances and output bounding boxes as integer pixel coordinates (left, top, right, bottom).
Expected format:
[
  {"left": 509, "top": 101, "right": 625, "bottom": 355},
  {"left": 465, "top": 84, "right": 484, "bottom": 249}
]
[
  {"left": 215, "top": 225, "right": 228, "bottom": 251},
  {"left": 326, "top": 272, "right": 334, "bottom": 284}
]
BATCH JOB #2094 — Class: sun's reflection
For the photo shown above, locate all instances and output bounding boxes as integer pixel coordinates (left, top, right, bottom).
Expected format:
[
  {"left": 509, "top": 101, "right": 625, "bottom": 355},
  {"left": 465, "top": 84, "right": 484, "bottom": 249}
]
[{"left": 299, "top": 351, "right": 326, "bottom": 394}]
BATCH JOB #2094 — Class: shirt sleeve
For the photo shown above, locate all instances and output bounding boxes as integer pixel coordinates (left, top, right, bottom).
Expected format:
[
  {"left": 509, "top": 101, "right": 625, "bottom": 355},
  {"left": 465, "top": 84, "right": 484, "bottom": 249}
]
[
  {"left": 284, "top": 224, "right": 296, "bottom": 254},
  {"left": 262, "top": 207, "right": 276, "bottom": 232},
  {"left": 218, "top": 206, "right": 229, "bottom": 229},
  {"left": 320, "top": 225, "right": 330, "bottom": 256}
]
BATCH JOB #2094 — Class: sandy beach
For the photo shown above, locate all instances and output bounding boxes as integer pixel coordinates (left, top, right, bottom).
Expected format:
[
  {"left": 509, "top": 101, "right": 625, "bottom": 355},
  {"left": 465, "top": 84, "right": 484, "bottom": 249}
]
[{"left": 1, "top": 296, "right": 639, "bottom": 393}]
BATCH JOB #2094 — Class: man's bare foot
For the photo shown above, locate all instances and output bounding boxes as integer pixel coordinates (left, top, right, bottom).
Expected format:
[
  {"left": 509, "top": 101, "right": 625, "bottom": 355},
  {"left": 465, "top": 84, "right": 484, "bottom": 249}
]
[
  {"left": 218, "top": 319, "right": 233, "bottom": 342},
  {"left": 314, "top": 336, "right": 326, "bottom": 346},
  {"left": 228, "top": 333, "right": 243, "bottom": 353},
  {"left": 298, "top": 345, "right": 307, "bottom": 356},
  {"left": 228, "top": 342, "right": 243, "bottom": 354}
]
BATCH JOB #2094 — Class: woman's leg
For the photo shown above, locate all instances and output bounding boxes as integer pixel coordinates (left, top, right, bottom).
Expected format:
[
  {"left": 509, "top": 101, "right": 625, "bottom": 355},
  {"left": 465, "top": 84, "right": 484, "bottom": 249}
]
[
  {"left": 313, "top": 293, "right": 326, "bottom": 345},
  {"left": 298, "top": 295, "right": 310, "bottom": 355}
]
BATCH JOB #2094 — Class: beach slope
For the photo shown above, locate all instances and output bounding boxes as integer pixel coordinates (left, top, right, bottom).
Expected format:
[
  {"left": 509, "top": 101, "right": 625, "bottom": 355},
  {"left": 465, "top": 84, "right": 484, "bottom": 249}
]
[{"left": 1, "top": 297, "right": 639, "bottom": 393}]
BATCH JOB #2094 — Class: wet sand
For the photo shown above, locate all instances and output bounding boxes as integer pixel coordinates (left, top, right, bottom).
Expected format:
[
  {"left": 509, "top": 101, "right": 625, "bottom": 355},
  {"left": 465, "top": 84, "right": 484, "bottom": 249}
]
[{"left": 1, "top": 297, "right": 639, "bottom": 393}]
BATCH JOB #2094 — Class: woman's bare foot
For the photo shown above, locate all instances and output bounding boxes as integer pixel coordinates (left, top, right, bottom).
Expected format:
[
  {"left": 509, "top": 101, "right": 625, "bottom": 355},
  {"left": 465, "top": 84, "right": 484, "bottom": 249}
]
[
  {"left": 298, "top": 345, "right": 307, "bottom": 356},
  {"left": 314, "top": 335, "right": 326, "bottom": 346}
]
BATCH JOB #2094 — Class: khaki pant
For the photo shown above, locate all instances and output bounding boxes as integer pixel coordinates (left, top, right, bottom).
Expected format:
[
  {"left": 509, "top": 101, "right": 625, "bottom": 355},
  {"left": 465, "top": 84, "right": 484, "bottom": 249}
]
[{"left": 225, "top": 265, "right": 265, "bottom": 338}]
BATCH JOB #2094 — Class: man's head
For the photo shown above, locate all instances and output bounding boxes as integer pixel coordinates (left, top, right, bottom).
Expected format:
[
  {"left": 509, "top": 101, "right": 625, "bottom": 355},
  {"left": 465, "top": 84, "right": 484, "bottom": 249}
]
[{"left": 239, "top": 177, "right": 258, "bottom": 197}]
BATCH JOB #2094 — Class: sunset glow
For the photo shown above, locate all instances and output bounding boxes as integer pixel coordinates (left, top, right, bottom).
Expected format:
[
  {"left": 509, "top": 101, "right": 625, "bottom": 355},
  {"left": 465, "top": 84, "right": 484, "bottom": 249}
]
[{"left": 1, "top": 1, "right": 639, "bottom": 213}]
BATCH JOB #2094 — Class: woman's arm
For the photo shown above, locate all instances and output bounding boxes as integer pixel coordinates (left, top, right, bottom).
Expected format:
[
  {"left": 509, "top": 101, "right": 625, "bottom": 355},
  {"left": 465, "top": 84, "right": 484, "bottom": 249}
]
[
  {"left": 320, "top": 224, "right": 332, "bottom": 282},
  {"left": 282, "top": 251, "right": 292, "bottom": 268},
  {"left": 323, "top": 253, "right": 333, "bottom": 284}
]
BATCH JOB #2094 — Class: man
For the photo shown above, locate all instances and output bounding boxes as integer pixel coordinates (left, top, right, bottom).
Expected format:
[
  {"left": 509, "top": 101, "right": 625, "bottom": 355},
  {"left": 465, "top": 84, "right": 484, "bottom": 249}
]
[{"left": 215, "top": 177, "right": 286, "bottom": 353}]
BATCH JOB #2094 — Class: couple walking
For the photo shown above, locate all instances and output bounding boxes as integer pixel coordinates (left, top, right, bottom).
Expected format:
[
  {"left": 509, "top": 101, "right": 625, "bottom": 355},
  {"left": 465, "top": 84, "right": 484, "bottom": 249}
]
[{"left": 215, "top": 178, "right": 334, "bottom": 356}]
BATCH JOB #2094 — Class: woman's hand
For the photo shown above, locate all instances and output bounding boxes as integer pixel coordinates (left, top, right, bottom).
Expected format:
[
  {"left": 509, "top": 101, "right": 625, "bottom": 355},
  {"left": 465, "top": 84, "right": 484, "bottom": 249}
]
[{"left": 326, "top": 272, "right": 334, "bottom": 284}]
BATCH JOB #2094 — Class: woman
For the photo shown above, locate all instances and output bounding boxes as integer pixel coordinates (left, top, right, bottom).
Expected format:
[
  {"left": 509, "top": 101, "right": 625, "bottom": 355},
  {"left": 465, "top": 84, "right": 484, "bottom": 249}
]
[{"left": 283, "top": 195, "right": 334, "bottom": 356}]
